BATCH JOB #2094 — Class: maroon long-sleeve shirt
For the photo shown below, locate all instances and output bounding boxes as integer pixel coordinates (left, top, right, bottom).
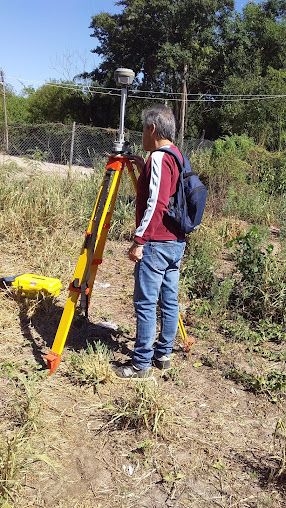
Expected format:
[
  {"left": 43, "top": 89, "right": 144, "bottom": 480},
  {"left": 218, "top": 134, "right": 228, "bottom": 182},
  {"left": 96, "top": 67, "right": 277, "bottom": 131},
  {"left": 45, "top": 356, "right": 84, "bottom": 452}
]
[{"left": 134, "top": 144, "right": 185, "bottom": 245}]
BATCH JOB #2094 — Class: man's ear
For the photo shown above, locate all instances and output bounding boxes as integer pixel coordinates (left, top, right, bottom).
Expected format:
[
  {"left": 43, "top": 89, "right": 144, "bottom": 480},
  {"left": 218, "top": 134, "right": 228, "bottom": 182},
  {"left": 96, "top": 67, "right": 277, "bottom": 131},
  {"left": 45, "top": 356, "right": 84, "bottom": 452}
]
[{"left": 150, "top": 123, "right": 156, "bottom": 135}]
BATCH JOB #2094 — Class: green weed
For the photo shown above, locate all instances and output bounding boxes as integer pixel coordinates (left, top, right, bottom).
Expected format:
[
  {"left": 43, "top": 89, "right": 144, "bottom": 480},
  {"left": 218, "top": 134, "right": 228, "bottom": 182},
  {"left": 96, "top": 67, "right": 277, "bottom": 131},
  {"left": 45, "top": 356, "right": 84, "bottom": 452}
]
[
  {"left": 224, "top": 185, "right": 277, "bottom": 224},
  {"left": 228, "top": 227, "right": 286, "bottom": 324},
  {"left": 224, "top": 365, "right": 286, "bottom": 397},
  {"left": 181, "top": 226, "right": 220, "bottom": 299},
  {"left": 162, "top": 365, "right": 184, "bottom": 386}
]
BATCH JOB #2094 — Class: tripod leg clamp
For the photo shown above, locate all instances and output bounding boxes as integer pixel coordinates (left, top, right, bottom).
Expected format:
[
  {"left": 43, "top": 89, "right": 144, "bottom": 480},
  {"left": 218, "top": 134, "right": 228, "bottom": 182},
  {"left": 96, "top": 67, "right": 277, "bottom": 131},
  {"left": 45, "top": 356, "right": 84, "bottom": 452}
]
[{"left": 80, "top": 284, "right": 90, "bottom": 317}]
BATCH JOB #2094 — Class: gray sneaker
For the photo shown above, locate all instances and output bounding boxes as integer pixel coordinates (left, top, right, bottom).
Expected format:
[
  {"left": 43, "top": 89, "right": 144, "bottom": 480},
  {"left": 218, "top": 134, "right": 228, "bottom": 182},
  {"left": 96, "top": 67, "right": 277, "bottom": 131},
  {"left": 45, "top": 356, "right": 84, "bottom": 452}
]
[
  {"left": 115, "top": 362, "right": 152, "bottom": 380},
  {"left": 153, "top": 357, "right": 171, "bottom": 370}
]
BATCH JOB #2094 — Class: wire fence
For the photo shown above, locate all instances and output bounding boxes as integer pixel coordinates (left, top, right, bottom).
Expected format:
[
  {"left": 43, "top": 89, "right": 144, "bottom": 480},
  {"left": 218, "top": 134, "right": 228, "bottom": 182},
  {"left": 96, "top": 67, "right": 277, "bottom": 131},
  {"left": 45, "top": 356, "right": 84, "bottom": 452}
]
[{"left": 0, "top": 122, "right": 213, "bottom": 168}]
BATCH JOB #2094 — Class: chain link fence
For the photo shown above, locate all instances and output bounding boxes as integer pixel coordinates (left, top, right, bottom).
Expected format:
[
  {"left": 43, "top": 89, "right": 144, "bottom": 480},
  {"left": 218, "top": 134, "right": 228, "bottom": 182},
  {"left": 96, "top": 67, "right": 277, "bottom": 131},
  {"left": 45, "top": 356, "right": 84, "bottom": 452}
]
[{"left": 0, "top": 122, "right": 213, "bottom": 168}]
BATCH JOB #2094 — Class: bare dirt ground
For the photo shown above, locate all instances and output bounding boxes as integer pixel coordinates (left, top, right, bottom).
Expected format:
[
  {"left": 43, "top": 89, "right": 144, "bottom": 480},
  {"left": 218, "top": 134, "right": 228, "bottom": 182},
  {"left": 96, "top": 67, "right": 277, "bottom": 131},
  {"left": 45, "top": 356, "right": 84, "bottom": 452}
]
[
  {"left": 1, "top": 234, "right": 286, "bottom": 508},
  {"left": 0, "top": 153, "right": 94, "bottom": 177}
]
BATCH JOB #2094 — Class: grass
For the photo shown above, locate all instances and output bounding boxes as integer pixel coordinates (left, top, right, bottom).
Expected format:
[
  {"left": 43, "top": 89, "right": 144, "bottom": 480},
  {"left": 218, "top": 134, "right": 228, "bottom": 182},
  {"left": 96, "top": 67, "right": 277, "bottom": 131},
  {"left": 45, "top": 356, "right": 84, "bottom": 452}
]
[
  {"left": 273, "top": 416, "right": 286, "bottom": 478},
  {"left": 102, "top": 380, "right": 177, "bottom": 436},
  {"left": 0, "top": 365, "right": 54, "bottom": 504},
  {"left": 65, "top": 341, "right": 115, "bottom": 388}
]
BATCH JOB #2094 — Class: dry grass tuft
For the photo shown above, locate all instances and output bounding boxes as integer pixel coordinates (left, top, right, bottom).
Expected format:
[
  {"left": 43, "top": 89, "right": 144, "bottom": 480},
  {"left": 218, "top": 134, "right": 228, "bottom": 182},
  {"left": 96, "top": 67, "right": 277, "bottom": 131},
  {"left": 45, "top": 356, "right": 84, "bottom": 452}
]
[
  {"left": 272, "top": 415, "right": 286, "bottom": 478},
  {"left": 0, "top": 366, "right": 55, "bottom": 503},
  {"left": 65, "top": 341, "right": 115, "bottom": 387},
  {"left": 103, "top": 380, "right": 178, "bottom": 437}
]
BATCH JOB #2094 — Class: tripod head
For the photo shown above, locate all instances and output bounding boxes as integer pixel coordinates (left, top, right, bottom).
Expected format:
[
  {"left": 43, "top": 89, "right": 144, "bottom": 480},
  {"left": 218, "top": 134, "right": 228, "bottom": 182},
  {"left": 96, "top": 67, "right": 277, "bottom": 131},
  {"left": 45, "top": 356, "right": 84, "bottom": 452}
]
[{"left": 113, "top": 68, "right": 135, "bottom": 154}]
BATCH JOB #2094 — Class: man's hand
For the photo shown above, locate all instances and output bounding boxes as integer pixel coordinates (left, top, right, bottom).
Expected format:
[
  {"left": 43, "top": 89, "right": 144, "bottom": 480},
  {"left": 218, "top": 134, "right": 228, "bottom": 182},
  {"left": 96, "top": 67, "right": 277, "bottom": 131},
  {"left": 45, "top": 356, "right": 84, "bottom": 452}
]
[
  {"left": 128, "top": 242, "right": 143, "bottom": 263},
  {"left": 128, "top": 155, "right": 145, "bottom": 174}
]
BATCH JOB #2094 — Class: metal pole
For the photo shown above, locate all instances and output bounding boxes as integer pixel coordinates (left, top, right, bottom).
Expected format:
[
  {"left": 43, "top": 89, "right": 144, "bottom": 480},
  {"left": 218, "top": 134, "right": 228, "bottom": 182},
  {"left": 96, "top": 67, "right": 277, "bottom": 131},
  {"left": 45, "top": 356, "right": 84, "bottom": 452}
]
[
  {"left": 118, "top": 87, "right": 127, "bottom": 144},
  {"left": 69, "top": 121, "right": 76, "bottom": 167},
  {"left": 0, "top": 70, "right": 9, "bottom": 153}
]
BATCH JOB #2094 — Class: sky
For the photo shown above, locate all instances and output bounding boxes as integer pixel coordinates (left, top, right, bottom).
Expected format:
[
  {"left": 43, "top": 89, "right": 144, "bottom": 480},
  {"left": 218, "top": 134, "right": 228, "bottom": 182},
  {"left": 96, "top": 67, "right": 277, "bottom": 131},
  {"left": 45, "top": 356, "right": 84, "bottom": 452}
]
[{"left": 0, "top": 0, "right": 248, "bottom": 94}]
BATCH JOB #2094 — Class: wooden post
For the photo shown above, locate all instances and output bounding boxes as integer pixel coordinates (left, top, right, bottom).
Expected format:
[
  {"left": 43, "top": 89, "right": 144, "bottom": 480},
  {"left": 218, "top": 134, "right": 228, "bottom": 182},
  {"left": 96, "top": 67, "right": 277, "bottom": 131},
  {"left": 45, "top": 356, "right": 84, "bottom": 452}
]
[
  {"left": 69, "top": 121, "right": 76, "bottom": 167},
  {"left": 177, "top": 63, "right": 188, "bottom": 152},
  {"left": 0, "top": 70, "right": 9, "bottom": 153}
]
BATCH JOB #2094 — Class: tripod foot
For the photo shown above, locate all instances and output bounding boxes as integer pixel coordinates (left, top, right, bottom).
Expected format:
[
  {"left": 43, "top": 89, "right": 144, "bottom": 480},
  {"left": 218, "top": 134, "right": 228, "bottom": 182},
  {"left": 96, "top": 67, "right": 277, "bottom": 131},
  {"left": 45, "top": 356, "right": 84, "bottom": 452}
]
[
  {"left": 183, "top": 336, "right": 196, "bottom": 353},
  {"left": 43, "top": 351, "right": 62, "bottom": 375}
]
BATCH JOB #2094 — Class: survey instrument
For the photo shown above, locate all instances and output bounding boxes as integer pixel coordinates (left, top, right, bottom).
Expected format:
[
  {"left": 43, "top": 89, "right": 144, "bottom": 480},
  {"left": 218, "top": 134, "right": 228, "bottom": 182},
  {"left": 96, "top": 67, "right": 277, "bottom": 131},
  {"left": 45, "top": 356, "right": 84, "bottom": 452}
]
[{"left": 44, "top": 68, "right": 194, "bottom": 375}]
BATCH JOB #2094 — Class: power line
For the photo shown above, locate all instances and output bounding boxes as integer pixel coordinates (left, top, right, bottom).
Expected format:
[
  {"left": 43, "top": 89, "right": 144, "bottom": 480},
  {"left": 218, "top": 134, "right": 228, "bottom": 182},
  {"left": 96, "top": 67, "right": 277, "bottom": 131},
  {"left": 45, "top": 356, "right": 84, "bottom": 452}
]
[{"left": 5, "top": 74, "right": 286, "bottom": 102}]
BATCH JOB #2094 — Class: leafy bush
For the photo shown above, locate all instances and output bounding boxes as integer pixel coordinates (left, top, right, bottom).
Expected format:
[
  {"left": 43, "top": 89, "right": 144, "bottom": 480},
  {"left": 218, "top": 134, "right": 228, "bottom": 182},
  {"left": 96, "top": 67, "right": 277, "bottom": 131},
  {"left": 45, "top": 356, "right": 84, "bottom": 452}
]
[
  {"left": 229, "top": 227, "right": 286, "bottom": 324},
  {"left": 249, "top": 147, "right": 286, "bottom": 195},
  {"left": 211, "top": 134, "right": 255, "bottom": 161},
  {"left": 180, "top": 226, "right": 220, "bottom": 299}
]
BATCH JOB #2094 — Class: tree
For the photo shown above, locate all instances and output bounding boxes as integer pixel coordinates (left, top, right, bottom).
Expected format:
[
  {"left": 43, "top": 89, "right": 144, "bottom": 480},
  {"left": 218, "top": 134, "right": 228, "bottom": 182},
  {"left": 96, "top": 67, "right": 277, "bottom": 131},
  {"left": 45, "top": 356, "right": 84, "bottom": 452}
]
[
  {"left": 204, "top": 0, "right": 286, "bottom": 148},
  {"left": 217, "top": 68, "right": 286, "bottom": 150},
  {"left": 88, "top": 0, "right": 234, "bottom": 132},
  {"left": 27, "top": 81, "right": 89, "bottom": 124},
  {"left": 0, "top": 85, "right": 30, "bottom": 124}
]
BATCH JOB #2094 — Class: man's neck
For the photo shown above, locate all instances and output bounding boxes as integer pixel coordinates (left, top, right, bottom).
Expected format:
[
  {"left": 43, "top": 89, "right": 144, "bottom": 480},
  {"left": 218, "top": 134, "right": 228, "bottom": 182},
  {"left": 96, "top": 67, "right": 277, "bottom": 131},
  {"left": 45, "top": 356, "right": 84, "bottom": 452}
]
[{"left": 154, "top": 138, "right": 173, "bottom": 150}]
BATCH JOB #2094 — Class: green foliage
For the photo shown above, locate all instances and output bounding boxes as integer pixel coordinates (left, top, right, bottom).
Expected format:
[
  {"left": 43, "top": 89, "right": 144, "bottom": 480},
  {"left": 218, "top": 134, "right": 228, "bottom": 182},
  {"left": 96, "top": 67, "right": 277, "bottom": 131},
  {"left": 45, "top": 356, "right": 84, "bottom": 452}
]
[
  {"left": 162, "top": 365, "right": 184, "bottom": 386},
  {"left": 254, "top": 149, "right": 286, "bottom": 195},
  {"left": 4, "top": 92, "right": 30, "bottom": 123},
  {"left": 224, "top": 365, "right": 286, "bottom": 396},
  {"left": 211, "top": 134, "right": 255, "bottom": 161},
  {"left": 224, "top": 185, "right": 277, "bottom": 224},
  {"left": 212, "top": 278, "right": 235, "bottom": 315},
  {"left": 27, "top": 81, "right": 89, "bottom": 124},
  {"left": 88, "top": 0, "right": 234, "bottom": 131},
  {"left": 180, "top": 227, "right": 219, "bottom": 299},
  {"left": 221, "top": 316, "right": 285, "bottom": 347},
  {"left": 229, "top": 227, "right": 286, "bottom": 323}
]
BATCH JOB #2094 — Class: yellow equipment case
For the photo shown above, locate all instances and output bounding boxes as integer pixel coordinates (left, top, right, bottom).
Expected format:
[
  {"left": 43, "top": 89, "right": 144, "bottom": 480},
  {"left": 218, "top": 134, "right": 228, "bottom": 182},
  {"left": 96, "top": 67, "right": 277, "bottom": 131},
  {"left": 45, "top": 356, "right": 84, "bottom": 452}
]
[{"left": 0, "top": 274, "right": 62, "bottom": 297}]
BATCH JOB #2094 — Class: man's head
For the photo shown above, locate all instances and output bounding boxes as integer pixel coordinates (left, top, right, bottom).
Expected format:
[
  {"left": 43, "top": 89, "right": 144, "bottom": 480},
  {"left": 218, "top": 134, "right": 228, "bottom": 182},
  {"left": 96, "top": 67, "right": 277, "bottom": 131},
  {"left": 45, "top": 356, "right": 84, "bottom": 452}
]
[{"left": 141, "top": 105, "right": 176, "bottom": 151}]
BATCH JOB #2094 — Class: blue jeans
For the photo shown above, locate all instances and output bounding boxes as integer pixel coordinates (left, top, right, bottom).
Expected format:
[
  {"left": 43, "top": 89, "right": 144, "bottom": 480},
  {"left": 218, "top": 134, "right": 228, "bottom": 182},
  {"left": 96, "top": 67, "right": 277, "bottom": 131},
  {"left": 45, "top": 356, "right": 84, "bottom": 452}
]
[{"left": 132, "top": 240, "right": 185, "bottom": 370}]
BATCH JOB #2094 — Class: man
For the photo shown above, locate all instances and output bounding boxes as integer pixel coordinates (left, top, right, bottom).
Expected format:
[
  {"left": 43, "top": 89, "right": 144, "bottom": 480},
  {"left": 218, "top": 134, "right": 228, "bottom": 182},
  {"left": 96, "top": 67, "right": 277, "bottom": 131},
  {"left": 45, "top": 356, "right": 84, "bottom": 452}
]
[{"left": 115, "top": 105, "right": 186, "bottom": 379}]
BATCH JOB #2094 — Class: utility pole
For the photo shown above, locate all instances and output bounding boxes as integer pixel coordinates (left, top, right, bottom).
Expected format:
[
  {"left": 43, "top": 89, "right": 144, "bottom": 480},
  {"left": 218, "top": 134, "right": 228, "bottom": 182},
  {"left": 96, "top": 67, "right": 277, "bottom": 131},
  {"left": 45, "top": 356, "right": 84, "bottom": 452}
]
[
  {"left": 0, "top": 70, "right": 9, "bottom": 152},
  {"left": 177, "top": 63, "right": 188, "bottom": 152}
]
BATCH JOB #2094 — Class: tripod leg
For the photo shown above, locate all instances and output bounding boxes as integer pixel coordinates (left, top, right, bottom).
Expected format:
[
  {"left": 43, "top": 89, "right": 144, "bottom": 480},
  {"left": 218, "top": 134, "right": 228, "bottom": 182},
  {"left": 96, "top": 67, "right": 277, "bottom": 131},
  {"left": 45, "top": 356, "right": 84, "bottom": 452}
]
[
  {"left": 44, "top": 158, "right": 124, "bottom": 375},
  {"left": 86, "top": 163, "right": 123, "bottom": 303}
]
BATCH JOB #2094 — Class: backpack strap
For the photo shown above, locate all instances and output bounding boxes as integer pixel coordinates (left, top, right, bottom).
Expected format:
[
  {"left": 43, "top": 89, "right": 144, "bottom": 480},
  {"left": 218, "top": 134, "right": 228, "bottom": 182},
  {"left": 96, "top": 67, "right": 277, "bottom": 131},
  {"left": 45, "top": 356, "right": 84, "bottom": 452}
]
[{"left": 155, "top": 147, "right": 196, "bottom": 177}]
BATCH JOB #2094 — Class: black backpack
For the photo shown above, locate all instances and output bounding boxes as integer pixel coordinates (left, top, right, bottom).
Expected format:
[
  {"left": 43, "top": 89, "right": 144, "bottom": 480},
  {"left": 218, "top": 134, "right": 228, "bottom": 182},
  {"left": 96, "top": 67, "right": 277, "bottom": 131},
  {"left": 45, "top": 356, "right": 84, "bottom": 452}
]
[{"left": 156, "top": 147, "right": 207, "bottom": 234}]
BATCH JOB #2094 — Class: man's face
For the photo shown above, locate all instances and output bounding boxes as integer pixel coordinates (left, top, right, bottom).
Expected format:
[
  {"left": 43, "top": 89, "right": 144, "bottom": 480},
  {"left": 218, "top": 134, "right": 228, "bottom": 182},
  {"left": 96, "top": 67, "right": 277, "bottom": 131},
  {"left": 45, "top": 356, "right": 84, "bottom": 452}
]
[{"left": 142, "top": 124, "right": 155, "bottom": 151}]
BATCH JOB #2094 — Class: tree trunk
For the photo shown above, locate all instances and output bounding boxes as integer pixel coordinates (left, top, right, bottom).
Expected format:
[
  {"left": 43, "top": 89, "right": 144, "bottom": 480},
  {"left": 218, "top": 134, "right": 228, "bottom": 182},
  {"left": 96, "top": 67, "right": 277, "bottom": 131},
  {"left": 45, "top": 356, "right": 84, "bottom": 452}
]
[{"left": 177, "top": 63, "right": 188, "bottom": 151}]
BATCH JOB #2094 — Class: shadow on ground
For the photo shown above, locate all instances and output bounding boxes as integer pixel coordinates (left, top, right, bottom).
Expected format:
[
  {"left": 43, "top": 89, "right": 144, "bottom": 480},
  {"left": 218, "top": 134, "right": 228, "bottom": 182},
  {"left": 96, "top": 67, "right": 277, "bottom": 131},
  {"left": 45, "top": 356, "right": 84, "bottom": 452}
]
[
  {"left": 235, "top": 451, "right": 286, "bottom": 493},
  {"left": 16, "top": 295, "right": 133, "bottom": 370}
]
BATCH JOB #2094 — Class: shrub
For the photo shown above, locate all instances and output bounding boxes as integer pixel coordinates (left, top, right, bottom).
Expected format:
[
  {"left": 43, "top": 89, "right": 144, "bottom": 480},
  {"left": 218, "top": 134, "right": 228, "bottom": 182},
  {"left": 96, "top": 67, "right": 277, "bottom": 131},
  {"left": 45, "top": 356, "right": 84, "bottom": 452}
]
[
  {"left": 223, "top": 184, "right": 278, "bottom": 224},
  {"left": 180, "top": 226, "right": 220, "bottom": 299},
  {"left": 229, "top": 227, "right": 286, "bottom": 324},
  {"left": 211, "top": 134, "right": 255, "bottom": 161}
]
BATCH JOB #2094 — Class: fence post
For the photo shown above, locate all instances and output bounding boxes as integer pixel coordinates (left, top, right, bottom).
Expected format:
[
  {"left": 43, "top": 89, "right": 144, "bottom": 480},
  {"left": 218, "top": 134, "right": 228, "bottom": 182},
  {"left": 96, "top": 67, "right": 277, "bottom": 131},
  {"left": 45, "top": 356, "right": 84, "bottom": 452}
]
[
  {"left": 0, "top": 70, "right": 9, "bottom": 153},
  {"left": 69, "top": 121, "right": 76, "bottom": 168}
]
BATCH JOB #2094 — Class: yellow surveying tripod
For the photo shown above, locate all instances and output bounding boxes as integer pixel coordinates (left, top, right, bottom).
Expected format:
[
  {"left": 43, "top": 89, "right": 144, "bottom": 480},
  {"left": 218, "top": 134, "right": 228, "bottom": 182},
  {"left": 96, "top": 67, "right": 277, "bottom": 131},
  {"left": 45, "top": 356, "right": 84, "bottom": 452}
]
[{"left": 44, "top": 68, "right": 194, "bottom": 375}]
